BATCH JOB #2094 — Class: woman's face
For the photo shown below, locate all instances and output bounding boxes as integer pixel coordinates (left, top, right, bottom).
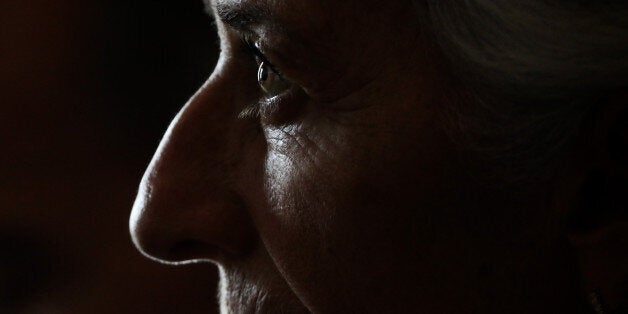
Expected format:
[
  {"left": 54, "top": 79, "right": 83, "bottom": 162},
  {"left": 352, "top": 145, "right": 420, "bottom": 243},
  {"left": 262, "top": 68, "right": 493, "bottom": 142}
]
[{"left": 131, "top": 0, "right": 571, "bottom": 312}]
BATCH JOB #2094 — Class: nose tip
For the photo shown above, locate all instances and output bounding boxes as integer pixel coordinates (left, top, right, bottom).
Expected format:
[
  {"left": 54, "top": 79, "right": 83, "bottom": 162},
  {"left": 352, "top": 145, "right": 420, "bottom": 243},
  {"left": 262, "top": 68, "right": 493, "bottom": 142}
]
[
  {"left": 129, "top": 176, "right": 256, "bottom": 265},
  {"left": 129, "top": 185, "right": 174, "bottom": 263}
]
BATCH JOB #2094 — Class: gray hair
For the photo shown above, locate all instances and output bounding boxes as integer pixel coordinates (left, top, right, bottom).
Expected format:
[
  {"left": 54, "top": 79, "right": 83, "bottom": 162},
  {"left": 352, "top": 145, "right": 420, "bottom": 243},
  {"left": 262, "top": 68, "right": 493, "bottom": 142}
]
[{"left": 419, "top": 1, "right": 628, "bottom": 184}]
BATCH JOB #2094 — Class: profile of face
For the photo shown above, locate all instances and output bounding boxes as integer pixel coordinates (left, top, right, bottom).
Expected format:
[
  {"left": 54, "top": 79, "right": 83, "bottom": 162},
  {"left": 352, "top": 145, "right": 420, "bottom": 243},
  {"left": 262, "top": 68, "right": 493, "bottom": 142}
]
[{"left": 130, "top": 0, "right": 628, "bottom": 313}]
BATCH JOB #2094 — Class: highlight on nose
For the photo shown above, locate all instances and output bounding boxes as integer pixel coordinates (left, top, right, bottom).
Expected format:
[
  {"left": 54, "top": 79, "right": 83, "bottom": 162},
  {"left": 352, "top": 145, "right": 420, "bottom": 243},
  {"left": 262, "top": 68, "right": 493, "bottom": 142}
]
[
  {"left": 129, "top": 169, "right": 256, "bottom": 265},
  {"left": 129, "top": 179, "right": 168, "bottom": 263},
  {"left": 130, "top": 179, "right": 219, "bottom": 265}
]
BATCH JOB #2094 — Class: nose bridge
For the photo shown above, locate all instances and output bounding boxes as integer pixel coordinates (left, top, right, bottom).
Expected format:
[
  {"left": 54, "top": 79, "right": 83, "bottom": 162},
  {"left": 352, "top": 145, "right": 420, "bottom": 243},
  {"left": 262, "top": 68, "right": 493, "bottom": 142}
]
[{"left": 130, "top": 70, "right": 258, "bottom": 264}]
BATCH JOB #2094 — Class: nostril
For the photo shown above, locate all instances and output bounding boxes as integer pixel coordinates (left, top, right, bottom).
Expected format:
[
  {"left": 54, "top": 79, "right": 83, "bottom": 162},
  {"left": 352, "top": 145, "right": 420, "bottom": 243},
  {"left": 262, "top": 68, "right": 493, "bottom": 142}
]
[
  {"left": 129, "top": 170, "right": 257, "bottom": 265},
  {"left": 129, "top": 226, "right": 171, "bottom": 264},
  {"left": 168, "top": 239, "right": 225, "bottom": 264},
  {"left": 130, "top": 212, "right": 247, "bottom": 265},
  {"left": 129, "top": 212, "right": 176, "bottom": 264}
]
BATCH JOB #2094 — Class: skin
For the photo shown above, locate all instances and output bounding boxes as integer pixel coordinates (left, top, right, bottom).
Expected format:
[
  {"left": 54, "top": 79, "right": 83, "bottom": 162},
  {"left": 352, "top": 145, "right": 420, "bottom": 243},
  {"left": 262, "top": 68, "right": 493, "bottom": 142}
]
[{"left": 131, "top": 0, "right": 627, "bottom": 313}]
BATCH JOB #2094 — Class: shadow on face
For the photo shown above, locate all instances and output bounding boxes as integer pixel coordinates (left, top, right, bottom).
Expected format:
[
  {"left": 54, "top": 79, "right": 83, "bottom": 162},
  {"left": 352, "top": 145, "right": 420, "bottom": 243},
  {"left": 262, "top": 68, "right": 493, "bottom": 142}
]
[{"left": 129, "top": 0, "right": 628, "bottom": 313}]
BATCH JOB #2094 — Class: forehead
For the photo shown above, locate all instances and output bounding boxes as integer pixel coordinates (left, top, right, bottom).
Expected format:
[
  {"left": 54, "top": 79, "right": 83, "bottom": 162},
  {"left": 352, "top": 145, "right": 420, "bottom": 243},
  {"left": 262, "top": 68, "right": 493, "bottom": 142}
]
[
  {"left": 206, "top": 0, "right": 381, "bottom": 35},
  {"left": 209, "top": 0, "right": 359, "bottom": 66},
  {"left": 207, "top": 0, "right": 390, "bottom": 53},
  {"left": 208, "top": 0, "right": 328, "bottom": 16}
]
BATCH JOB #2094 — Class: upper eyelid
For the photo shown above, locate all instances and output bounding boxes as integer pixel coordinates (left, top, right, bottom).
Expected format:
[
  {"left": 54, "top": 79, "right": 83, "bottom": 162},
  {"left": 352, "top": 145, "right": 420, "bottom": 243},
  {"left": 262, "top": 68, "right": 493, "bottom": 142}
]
[
  {"left": 240, "top": 35, "right": 263, "bottom": 59},
  {"left": 240, "top": 35, "right": 284, "bottom": 76}
]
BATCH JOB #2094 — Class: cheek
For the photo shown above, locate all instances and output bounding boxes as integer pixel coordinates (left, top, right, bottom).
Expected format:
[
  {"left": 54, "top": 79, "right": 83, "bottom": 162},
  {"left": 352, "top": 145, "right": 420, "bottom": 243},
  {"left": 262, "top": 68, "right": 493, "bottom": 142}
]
[
  {"left": 257, "top": 123, "right": 367, "bottom": 310},
  {"left": 260, "top": 125, "right": 341, "bottom": 238},
  {"left": 252, "top": 109, "right": 456, "bottom": 309}
]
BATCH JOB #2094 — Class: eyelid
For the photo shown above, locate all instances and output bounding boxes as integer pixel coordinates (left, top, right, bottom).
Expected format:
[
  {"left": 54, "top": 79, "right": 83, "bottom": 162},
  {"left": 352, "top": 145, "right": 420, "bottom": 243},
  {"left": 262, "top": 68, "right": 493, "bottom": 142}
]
[
  {"left": 239, "top": 35, "right": 322, "bottom": 102},
  {"left": 236, "top": 33, "right": 302, "bottom": 122},
  {"left": 240, "top": 34, "right": 284, "bottom": 76}
]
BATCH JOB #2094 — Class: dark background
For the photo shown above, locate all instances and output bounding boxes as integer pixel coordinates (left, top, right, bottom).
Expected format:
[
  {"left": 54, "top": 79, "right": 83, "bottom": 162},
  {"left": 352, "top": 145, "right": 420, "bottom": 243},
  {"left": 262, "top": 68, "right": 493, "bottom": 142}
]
[{"left": 1, "top": 0, "right": 221, "bottom": 312}]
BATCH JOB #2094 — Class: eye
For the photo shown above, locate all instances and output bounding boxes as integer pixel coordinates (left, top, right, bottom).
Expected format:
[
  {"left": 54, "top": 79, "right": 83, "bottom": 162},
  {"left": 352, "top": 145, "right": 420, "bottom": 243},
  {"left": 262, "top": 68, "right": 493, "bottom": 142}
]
[
  {"left": 257, "top": 61, "right": 292, "bottom": 98},
  {"left": 240, "top": 35, "right": 293, "bottom": 99},
  {"left": 238, "top": 35, "right": 304, "bottom": 122}
]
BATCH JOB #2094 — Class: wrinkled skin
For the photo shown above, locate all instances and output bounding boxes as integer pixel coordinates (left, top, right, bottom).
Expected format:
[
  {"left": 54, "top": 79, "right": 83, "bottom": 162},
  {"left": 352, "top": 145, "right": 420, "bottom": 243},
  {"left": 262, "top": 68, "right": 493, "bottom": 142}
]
[{"left": 130, "top": 0, "right": 607, "bottom": 313}]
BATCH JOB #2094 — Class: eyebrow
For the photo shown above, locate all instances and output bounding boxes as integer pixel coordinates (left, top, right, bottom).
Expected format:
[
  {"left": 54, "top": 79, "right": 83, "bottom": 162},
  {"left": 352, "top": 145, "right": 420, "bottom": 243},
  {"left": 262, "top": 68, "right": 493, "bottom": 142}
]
[{"left": 204, "top": 0, "right": 271, "bottom": 31}]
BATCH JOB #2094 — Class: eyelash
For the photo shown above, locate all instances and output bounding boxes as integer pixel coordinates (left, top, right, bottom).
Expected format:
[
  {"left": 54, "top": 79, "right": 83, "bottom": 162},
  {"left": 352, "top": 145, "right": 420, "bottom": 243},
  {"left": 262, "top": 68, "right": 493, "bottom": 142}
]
[
  {"left": 240, "top": 35, "right": 282, "bottom": 76},
  {"left": 238, "top": 34, "right": 292, "bottom": 121}
]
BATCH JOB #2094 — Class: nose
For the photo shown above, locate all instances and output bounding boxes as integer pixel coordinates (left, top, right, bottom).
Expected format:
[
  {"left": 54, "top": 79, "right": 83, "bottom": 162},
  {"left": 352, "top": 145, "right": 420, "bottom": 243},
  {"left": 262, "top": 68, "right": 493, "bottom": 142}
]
[{"left": 129, "top": 66, "right": 259, "bottom": 264}]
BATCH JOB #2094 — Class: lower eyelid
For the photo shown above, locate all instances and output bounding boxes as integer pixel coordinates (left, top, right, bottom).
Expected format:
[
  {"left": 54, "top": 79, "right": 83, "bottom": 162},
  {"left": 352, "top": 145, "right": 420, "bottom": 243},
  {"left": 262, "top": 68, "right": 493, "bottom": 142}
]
[
  {"left": 236, "top": 83, "right": 301, "bottom": 122},
  {"left": 259, "top": 85, "right": 308, "bottom": 125}
]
